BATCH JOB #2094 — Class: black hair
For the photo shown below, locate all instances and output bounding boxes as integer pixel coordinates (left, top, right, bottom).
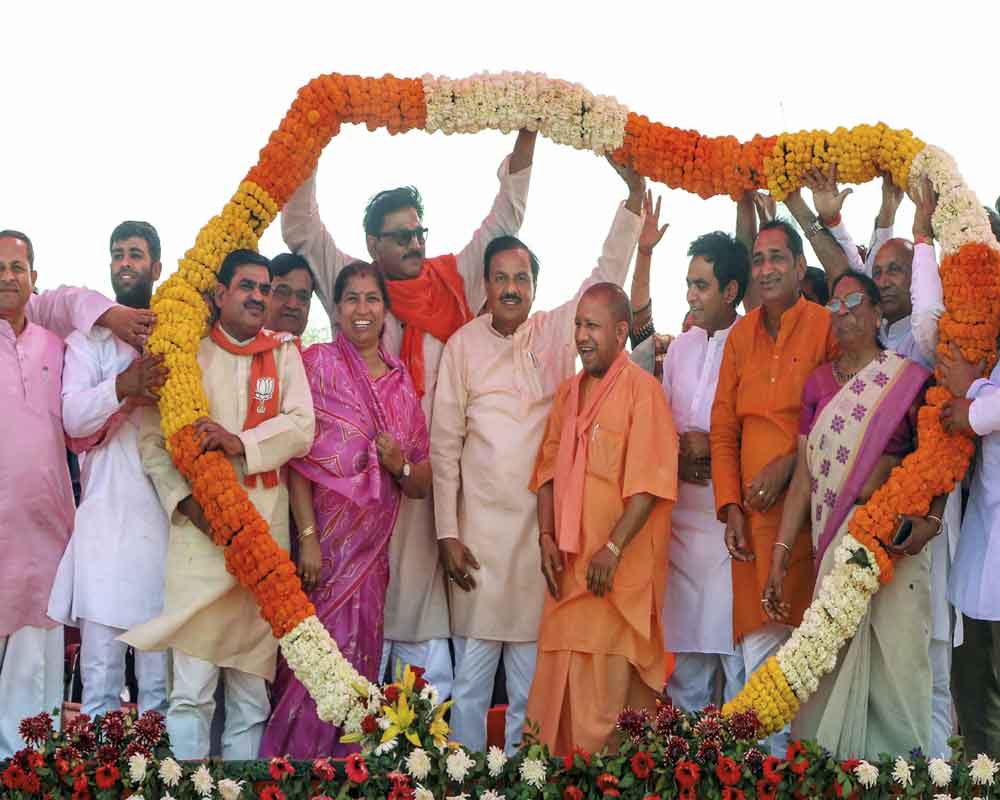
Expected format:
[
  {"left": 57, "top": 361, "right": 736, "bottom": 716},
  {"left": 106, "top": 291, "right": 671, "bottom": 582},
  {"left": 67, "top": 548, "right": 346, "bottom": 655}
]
[
  {"left": 756, "top": 219, "right": 804, "bottom": 261},
  {"left": 0, "top": 229, "right": 34, "bottom": 267},
  {"left": 830, "top": 270, "right": 882, "bottom": 306},
  {"left": 687, "top": 231, "right": 750, "bottom": 305},
  {"left": 110, "top": 221, "right": 161, "bottom": 263},
  {"left": 333, "top": 261, "right": 391, "bottom": 312},
  {"left": 217, "top": 249, "right": 272, "bottom": 287},
  {"left": 483, "top": 235, "right": 540, "bottom": 284},
  {"left": 803, "top": 266, "right": 830, "bottom": 306},
  {"left": 363, "top": 187, "right": 424, "bottom": 237},
  {"left": 271, "top": 252, "right": 315, "bottom": 288}
]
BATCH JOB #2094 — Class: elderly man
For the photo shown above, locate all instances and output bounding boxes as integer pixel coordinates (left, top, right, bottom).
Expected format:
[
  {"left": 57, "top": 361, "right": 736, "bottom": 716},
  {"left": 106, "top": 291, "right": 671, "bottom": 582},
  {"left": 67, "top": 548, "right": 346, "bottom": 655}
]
[
  {"left": 282, "top": 129, "right": 537, "bottom": 697},
  {"left": 48, "top": 221, "right": 171, "bottom": 718},
  {"left": 267, "top": 252, "right": 314, "bottom": 337},
  {"left": 710, "top": 220, "right": 837, "bottom": 754},
  {"left": 431, "top": 164, "right": 649, "bottom": 754},
  {"left": 524, "top": 282, "right": 677, "bottom": 755},
  {"left": 123, "top": 250, "right": 314, "bottom": 760}
]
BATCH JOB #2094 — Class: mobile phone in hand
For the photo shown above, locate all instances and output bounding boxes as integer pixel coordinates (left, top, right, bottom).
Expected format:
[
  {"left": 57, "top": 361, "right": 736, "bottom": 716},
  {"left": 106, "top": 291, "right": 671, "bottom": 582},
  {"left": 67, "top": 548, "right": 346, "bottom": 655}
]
[{"left": 892, "top": 518, "right": 913, "bottom": 547}]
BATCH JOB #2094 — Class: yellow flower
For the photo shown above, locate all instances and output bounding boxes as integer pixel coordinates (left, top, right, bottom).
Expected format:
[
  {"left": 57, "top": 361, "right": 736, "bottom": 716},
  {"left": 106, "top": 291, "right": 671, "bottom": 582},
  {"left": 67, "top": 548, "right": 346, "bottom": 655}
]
[
  {"left": 381, "top": 692, "right": 420, "bottom": 747},
  {"left": 429, "top": 700, "right": 453, "bottom": 749}
]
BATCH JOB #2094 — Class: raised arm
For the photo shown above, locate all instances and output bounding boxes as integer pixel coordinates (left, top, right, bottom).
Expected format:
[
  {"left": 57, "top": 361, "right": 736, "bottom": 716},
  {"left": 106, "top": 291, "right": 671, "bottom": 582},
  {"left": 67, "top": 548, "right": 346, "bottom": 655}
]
[
  {"left": 908, "top": 176, "right": 944, "bottom": 365},
  {"left": 27, "top": 286, "right": 113, "bottom": 341},
  {"left": 737, "top": 191, "right": 776, "bottom": 312},
  {"left": 793, "top": 168, "right": 854, "bottom": 286},
  {"left": 629, "top": 190, "right": 667, "bottom": 347}
]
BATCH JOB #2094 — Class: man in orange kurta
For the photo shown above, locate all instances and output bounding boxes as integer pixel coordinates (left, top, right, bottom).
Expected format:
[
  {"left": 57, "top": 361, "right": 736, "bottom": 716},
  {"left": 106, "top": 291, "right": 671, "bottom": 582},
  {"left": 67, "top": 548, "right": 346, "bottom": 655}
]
[
  {"left": 525, "top": 283, "right": 677, "bottom": 755},
  {"left": 710, "top": 220, "right": 836, "bottom": 753}
]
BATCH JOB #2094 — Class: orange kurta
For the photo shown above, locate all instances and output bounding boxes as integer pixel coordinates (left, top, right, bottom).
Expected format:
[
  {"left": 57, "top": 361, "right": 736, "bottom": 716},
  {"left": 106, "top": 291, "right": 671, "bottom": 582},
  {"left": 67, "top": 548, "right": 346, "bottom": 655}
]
[
  {"left": 710, "top": 296, "right": 836, "bottom": 642},
  {"left": 525, "top": 360, "right": 678, "bottom": 754}
]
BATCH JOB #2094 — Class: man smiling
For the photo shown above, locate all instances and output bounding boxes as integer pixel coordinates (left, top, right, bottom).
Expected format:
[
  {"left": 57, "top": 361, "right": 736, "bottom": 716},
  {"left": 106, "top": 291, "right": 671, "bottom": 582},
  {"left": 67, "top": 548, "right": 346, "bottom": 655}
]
[{"left": 266, "top": 253, "right": 314, "bottom": 337}]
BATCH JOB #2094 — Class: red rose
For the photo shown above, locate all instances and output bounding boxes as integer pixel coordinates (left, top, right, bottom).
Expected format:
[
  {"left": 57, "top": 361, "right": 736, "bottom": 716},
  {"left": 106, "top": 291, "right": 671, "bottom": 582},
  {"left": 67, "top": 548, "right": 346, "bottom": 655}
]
[
  {"left": 259, "top": 784, "right": 286, "bottom": 800},
  {"left": 596, "top": 773, "right": 620, "bottom": 797},
  {"left": 675, "top": 760, "right": 701, "bottom": 790},
  {"left": 756, "top": 780, "right": 778, "bottom": 800},
  {"left": 789, "top": 758, "right": 809, "bottom": 777},
  {"left": 413, "top": 676, "right": 427, "bottom": 692},
  {"left": 361, "top": 714, "right": 378, "bottom": 734},
  {"left": 312, "top": 758, "right": 337, "bottom": 781},
  {"left": 345, "top": 753, "right": 369, "bottom": 784},
  {"left": 384, "top": 686, "right": 401, "bottom": 703},
  {"left": 716, "top": 756, "right": 741, "bottom": 787},
  {"left": 762, "top": 756, "right": 783, "bottom": 785},
  {"left": 94, "top": 765, "right": 119, "bottom": 790},
  {"left": 563, "top": 786, "right": 584, "bottom": 800},
  {"left": 410, "top": 666, "right": 426, "bottom": 679},
  {"left": 631, "top": 751, "right": 655, "bottom": 780},
  {"left": 269, "top": 756, "right": 295, "bottom": 781}
]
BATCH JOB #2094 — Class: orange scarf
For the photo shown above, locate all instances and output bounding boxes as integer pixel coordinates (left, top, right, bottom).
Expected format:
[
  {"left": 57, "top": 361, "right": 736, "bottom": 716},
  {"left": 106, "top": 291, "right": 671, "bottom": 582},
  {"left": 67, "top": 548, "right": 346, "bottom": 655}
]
[
  {"left": 553, "top": 351, "right": 630, "bottom": 555},
  {"left": 209, "top": 323, "right": 293, "bottom": 489},
  {"left": 385, "top": 254, "right": 471, "bottom": 397}
]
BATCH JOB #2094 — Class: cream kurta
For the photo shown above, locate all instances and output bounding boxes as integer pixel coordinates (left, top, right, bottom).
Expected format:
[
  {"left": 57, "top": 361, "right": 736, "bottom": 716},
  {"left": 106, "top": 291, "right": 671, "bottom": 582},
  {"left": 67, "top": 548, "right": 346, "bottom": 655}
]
[
  {"left": 122, "top": 334, "right": 315, "bottom": 680},
  {"left": 430, "top": 204, "right": 642, "bottom": 642},
  {"left": 282, "top": 154, "right": 531, "bottom": 642}
]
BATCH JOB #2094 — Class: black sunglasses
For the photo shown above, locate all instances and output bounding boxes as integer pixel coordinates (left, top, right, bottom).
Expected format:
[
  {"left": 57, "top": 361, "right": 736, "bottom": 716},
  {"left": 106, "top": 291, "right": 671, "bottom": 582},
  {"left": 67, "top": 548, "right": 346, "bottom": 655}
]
[{"left": 378, "top": 227, "right": 428, "bottom": 247}]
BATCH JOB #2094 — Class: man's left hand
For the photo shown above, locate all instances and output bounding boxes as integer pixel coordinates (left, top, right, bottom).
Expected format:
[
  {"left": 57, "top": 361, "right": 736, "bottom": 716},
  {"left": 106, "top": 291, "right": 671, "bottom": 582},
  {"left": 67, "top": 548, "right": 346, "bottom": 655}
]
[
  {"left": 194, "top": 417, "right": 245, "bottom": 457},
  {"left": 97, "top": 306, "right": 156, "bottom": 350},
  {"left": 886, "top": 514, "right": 940, "bottom": 557},
  {"left": 586, "top": 545, "right": 619, "bottom": 598},
  {"left": 745, "top": 455, "right": 794, "bottom": 513},
  {"left": 939, "top": 342, "right": 985, "bottom": 399},
  {"left": 941, "top": 397, "right": 974, "bottom": 436}
]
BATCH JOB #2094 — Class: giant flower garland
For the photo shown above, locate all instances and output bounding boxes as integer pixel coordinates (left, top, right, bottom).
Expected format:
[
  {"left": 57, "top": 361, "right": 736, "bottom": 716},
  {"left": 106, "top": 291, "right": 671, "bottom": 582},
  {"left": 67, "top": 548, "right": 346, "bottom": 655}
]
[{"left": 147, "top": 70, "right": 999, "bottom": 740}]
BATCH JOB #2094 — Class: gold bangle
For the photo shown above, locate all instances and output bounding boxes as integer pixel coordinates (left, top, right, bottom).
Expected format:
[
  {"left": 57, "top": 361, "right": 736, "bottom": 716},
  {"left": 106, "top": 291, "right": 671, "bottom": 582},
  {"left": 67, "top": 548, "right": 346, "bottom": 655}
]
[
  {"left": 605, "top": 540, "right": 622, "bottom": 559},
  {"left": 298, "top": 525, "right": 316, "bottom": 541},
  {"left": 773, "top": 541, "right": 792, "bottom": 554},
  {"left": 926, "top": 514, "right": 943, "bottom": 535}
]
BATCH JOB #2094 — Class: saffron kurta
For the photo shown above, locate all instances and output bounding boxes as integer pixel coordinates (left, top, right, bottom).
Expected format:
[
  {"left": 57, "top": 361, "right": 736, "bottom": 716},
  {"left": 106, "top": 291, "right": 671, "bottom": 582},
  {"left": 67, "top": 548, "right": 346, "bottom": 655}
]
[
  {"left": 430, "top": 203, "right": 642, "bottom": 642},
  {"left": 710, "top": 296, "right": 836, "bottom": 642},
  {"left": 282, "top": 155, "right": 531, "bottom": 643},
  {"left": 122, "top": 333, "right": 315, "bottom": 680},
  {"left": 525, "top": 360, "right": 678, "bottom": 754}
]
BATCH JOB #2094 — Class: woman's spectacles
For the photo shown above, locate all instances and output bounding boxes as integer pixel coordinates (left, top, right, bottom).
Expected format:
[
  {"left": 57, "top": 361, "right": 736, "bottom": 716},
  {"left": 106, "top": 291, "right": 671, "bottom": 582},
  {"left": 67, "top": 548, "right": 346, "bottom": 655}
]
[
  {"left": 826, "top": 291, "right": 867, "bottom": 314},
  {"left": 378, "top": 227, "right": 428, "bottom": 247}
]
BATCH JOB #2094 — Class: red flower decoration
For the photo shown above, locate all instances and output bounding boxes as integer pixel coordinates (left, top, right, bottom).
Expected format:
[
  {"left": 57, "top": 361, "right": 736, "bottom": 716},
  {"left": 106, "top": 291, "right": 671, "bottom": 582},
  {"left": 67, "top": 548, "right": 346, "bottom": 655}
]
[
  {"left": 716, "top": 756, "right": 741, "bottom": 787},
  {"left": 785, "top": 741, "right": 806, "bottom": 762},
  {"left": 675, "top": 761, "right": 701, "bottom": 790},
  {"left": 762, "top": 756, "right": 783, "bottom": 785},
  {"left": 269, "top": 757, "right": 295, "bottom": 781},
  {"left": 411, "top": 666, "right": 428, "bottom": 693},
  {"left": 631, "top": 751, "right": 655, "bottom": 780},
  {"left": 361, "top": 715, "right": 378, "bottom": 734},
  {"left": 345, "top": 753, "right": 369, "bottom": 784},
  {"left": 756, "top": 780, "right": 778, "bottom": 800},
  {"left": 789, "top": 757, "right": 810, "bottom": 777},
  {"left": 678, "top": 788, "right": 695, "bottom": 800},
  {"left": 596, "top": 773, "right": 620, "bottom": 798},
  {"left": 384, "top": 686, "right": 401, "bottom": 703},
  {"left": 259, "top": 784, "right": 286, "bottom": 800},
  {"left": 721, "top": 789, "right": 745, "bottom": 800},
  {"left": 312, "top": 758, "right": 337, "bottom": 781},
  {"left": 94, "top": 765, "right": 119, "bottom": 790},
  {"left": 564, "top": 746, "right": 592, "bottom": 771},
  {"left": 21, "top": 772, "right": 41, "bottom": 795},
  {"left": 643, "top": 796, "right": 663, "bottom": 800},
  {"left": 2, "top": 765, "right": 26, "bottom": 791}
]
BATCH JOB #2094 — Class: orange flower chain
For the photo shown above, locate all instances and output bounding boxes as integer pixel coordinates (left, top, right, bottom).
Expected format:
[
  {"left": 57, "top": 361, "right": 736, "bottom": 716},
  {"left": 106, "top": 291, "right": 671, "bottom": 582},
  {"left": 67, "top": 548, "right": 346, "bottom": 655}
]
[{"left": 144, "top": 71, "right": 1000, "bottom": 734}]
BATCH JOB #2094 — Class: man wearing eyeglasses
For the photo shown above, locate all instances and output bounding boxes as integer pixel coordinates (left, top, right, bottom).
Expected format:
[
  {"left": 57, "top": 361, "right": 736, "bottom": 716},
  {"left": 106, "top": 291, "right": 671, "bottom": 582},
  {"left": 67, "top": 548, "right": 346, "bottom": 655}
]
[
  {"left": 281, "top": 129, "right": 537, "bottom": 698},
  {"left": 267, "top": 253, "right": 315, "bottom": 338}
]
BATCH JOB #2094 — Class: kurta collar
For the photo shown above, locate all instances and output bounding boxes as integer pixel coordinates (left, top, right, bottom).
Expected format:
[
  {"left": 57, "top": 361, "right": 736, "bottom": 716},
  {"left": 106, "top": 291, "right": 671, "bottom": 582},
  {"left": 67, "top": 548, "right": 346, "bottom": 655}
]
[
  {"left": 881, "top": 314, "right": 912, "bottom": 346},
  {"left": 757, "top": 294, "right": 808, "bottom": 342}
]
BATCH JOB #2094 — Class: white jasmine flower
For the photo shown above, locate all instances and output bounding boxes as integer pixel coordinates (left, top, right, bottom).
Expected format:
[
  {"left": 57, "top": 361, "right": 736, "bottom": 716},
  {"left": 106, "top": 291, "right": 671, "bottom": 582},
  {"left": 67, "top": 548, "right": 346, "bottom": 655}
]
[
  {"left": 519, "top": 757, "right": 547, "bottom": 790},
  {"left": 486, "top": 746, "right": 508, "bottom": 777},
  {"left": 854, "top": 760, "right": 879, "bottom": 789},
  {"left": 191, "top": 764, "right": 214, "bottom": 797},
  {"left": 415, "top": 785, "right": 435, "bottom": 800},
  {"left": 128, "top": 753, "right": 148, "bottom": 784},
  {"left": 217, "top": 778, "right": 244, "bottom": 800},
  {"left": 406, "top": 748, "right": 432, "bottom": 781},
  {"left": 970, "top": 753, "right": 999, "bottom": 786},
  {"left": 892, "top": 756, "right": 913, "bottom": 788},
  {"left": 445, "top": 749, "right": 476, "bottom": 783},
  {"left": 928, "top": 757, "right": 953, "bottom": 788},
  {"left": 158, "top": 758, "right": 183, "bottom": 788},
  {"left": 481, "top": 791, "right": 505, "bottom": 800}
]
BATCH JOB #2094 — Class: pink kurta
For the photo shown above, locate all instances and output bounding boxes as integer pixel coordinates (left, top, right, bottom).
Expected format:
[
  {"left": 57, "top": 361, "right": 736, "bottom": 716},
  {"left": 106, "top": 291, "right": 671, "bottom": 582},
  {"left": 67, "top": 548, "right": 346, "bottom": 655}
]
[{"left": 0, "top": 319, "right": 74, "bottom": 636}]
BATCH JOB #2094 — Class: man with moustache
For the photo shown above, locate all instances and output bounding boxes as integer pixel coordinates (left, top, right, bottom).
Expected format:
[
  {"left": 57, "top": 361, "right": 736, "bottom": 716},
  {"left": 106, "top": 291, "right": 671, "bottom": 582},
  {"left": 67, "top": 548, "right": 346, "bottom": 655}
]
[
  {"left": 123, "top": 250, "right": 314, "bottom": 760},
  {"left": 267, "top": 253, "right": 314, "bottom": 337},
  {"left": 48, "top": 222, "right": 172, "bottom": 718},
  {"left": 283, "top": 129, "right": 537, "bottom": 696},
  {"left": 524, "top": 283, "right": 677, "bottom": 755},
  {"left": 710, "top": 220, "right": 837, "bottom": 754},
  {"left": 431, "top": 165, "right": 650, "bottom": 754}
]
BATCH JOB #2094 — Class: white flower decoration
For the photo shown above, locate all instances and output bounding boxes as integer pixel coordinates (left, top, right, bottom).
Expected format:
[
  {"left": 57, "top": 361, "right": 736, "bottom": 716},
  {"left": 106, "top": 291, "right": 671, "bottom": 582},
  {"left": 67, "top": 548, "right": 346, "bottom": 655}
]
[
  {"left": 970, "top": 753, "right": 999, "bottom": 786},
  {"left": 414, "top": 787, "right": 435, "bottom": 800},
  {"left": 191, "top": 764, "right": 214, "bottom": 797},
  {"left": 892, "top": 756, "right": 913, "bottom": 788},
  {"left": 445, "top": 749, "right": 476, "bottom": 783},
  {"left": 406, "top": 748, "right": 432, "bottom": 781},
  {"left": 854, "top": 760, "right": 879, "bottom": 789},
  {"left": 932, "top": 794, "right": 958, "bottom": 800},
  {"left": 519, "top": 757, "right": 547, "bottom": 790},
  {"left": 481, "top": 791, "right": 506, "bottom": 800},
  {"left": 158, "top": 758, "right": 183, "bottom": 788},
  {"left": 486, "top": 746, "right": 508, "bottom": 777},
  {"left": 217, "top": 778, "right": 244, "bottom": 800},
  {"left": 928, "top": 757, "right": 953, "bottom": 788},
  {"left": 446, "top": 794, "right": 469, "bottom": 800},
  {"left": 375, "top": 738, "right": 398, "bottom": 756},
  {"left": 128, "top": 753, "right": 148, "bottom": 784}
]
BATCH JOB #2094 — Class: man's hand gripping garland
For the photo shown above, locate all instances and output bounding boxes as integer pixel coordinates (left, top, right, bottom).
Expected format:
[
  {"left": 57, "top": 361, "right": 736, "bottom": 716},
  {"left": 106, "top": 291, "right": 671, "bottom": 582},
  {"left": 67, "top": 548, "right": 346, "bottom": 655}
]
[{"left": 147, "top": 71, "right": 1000, "bottom": 742}]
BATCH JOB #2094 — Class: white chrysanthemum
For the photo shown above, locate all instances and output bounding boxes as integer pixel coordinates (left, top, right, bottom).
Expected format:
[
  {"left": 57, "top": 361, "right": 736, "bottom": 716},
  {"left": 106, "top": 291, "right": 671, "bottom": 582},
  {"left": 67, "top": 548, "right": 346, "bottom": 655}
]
[
  {"left": 375, "top": 738, "right": 398, "bottom": 756},
  {"left": 191, "top": 764, "right": 214, "bottom": 797},
  {"left": 486, "top": 746, "right": 508, "bottom": 777},
  {"left": 420, "top": 685, "right": 440, "bottom": 706},
  {"left": 217, "top": 778, "right": 244, "bottom": 800},
  {"left": 158, "top": 758, "right": 183, "bottom": 788},
  {"left": 970, "top": 753, "right": 998, "bottom": 786},
  {"left": 481, "top": 791, "right": 506, "bottom": 800},
  {"left": 128, "top": 753, "right": 148, "bottom": 784},
  {"left": 414, "top": 786, "right": 435, "bottom": 800},
  {"left": 854, "top": 760, "right": 879, "bottom": 788},
  {"left": 446, "top": 794, "right": 469, "bottom": 800},
  {"left": 892, "top": 756, "right": 913, "bottom": 788},
  {"left": 406, "top": 748, "right": 432, "bottom": 781},
  {"left": 928, "top": 757, "right": 953, "bottom": 788},
  {"left": 446, "top": 749, "right": 476, "bottom": 783},
  {"left": 519, "top": 757, "right": 547, "bottom": 789}
]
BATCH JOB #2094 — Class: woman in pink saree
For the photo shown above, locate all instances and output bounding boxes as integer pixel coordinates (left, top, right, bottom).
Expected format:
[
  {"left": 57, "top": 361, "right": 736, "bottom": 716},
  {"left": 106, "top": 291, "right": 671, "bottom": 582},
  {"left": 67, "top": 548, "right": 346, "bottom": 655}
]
[
  {"left": 762, "top": 272, "right": 947, "bottom": 759},
  {"left": 261, "top": 262, "right": 431, "bottom": 758}
]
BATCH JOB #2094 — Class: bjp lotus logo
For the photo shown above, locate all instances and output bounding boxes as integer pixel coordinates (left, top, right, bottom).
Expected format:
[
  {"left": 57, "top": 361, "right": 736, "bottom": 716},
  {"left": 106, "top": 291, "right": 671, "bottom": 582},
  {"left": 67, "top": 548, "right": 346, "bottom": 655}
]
[{"left": 254, "top": 376, "right": 275, "bottom": 414}]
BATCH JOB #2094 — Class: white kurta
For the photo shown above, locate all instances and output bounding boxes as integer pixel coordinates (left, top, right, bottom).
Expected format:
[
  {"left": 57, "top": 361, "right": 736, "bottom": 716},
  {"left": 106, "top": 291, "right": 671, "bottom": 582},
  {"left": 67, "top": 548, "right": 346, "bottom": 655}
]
[
  {"left": 122, "top": 335, "right": 315, "bottom": 680},
  {"left": 431, "top": 203, "right": 642, "bottom": 642},
  {"left": 48, "top": 328, "right": 170, "bottom": 630},
  {"left": 660, "top": 321, "right": 737, "bottom": 655},
  {"left": 281, "top": 154, "right": 531, "bottom": 642}
]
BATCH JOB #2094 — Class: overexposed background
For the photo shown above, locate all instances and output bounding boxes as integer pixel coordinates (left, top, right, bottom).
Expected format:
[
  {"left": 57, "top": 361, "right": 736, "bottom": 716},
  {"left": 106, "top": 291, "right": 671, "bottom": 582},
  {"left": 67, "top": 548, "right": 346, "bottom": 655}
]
[{"left": 3, "top": 1, "right": 998, "bottom": 335}]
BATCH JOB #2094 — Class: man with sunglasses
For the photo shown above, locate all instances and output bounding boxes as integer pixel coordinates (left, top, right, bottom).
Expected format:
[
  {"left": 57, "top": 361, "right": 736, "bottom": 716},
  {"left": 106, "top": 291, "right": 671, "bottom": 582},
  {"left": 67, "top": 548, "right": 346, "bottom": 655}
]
[
  {"left": 267, "top": 253, "right": 315, "bottom": 338},
  {"left": 281, "top": 129, "right": 537, "bottom": 698}
]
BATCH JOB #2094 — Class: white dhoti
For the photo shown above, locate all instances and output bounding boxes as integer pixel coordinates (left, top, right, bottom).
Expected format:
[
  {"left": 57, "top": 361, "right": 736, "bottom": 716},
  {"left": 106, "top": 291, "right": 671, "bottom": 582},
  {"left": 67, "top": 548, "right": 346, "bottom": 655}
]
[
  {"left": 79, "top": 619, "right": 167, "bottom": 718},
  {"left": 0, "top": 625, "right": 63, "bottom": 758},
  {"left": 379, "top": 638, "right": 453, "bottom": 701}
]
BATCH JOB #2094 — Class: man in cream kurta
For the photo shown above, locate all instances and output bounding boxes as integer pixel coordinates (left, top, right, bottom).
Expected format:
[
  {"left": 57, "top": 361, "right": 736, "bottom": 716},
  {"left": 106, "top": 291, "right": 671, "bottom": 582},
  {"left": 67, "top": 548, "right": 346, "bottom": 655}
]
[
  {"left": 281, "top": 132, "right": 536, "bottom": 696},
  {"left": 431, "top": 166, "right": 647, "bottom": 754},
  {"left": 123, "top": 253, "right": 314, "bottom": 760}
]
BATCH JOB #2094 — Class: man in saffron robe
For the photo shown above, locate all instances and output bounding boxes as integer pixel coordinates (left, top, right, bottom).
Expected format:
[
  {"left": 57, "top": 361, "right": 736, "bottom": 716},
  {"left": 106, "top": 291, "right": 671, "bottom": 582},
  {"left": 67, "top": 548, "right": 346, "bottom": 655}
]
[
  {"left": 123, "top": 250, "right": 315, "bottom": 760},
  {"left": 282, "top": 130, "right": 537, "bottom": 695},
  {"left": 525, "top": 282, "right": 677, "bottom": 755}
]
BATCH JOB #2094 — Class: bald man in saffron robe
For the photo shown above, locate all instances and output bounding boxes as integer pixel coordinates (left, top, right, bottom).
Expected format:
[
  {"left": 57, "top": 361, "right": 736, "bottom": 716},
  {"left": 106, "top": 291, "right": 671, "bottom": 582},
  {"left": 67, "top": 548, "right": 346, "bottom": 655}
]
[{"left": 525, "top": 283, "right": 678, "bottom": 755}]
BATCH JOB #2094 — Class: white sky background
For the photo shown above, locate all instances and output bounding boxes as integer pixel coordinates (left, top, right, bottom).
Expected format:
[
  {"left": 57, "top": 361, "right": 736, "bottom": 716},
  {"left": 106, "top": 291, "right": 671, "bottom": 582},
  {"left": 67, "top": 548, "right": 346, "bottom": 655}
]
[{"left": 4, "top": 1, "right": 1000, "bottom": 336}]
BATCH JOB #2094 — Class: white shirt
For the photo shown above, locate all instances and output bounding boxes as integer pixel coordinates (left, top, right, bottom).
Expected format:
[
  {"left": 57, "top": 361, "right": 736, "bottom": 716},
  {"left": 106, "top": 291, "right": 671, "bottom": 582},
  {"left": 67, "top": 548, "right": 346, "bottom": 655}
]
[
  {"left": 949, "top": 364, "right": 1000, "bottom": 621},
  {"left": 660, "top": 319, "right": 738, "bottom": 654},
  {"left": 47, "top": 327, "right": 170, "bottom": 630}
]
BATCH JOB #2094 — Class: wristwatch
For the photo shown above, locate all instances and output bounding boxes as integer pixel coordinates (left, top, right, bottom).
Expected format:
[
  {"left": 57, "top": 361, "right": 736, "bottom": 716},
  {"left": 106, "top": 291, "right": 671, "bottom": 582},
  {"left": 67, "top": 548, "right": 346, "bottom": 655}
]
[
  {"left": 804, "top": 219, "right": 824, "bottom": 239},
  {"left": 399, "top": 461, "right": 411, "bottom": 480}
]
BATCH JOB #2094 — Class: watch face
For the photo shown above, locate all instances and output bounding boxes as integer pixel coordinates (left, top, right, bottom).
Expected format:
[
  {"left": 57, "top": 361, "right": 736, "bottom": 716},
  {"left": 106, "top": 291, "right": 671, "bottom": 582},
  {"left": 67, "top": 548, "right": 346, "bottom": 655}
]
[{"left": 402, "top": 462, "right": 411, "bottom": 478}]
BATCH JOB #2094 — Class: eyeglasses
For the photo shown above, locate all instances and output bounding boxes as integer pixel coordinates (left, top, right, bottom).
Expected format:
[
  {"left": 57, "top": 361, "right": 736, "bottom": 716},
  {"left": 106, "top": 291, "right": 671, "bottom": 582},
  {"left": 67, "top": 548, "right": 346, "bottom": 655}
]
[
  {"left": 826, "top": 291, "right": 867, "bottom": 314},
  {"left": 378, "top": 227, "right": 428, "bottom": 247},
  {"left": 273, "top": 285, "right": 312, "bottom": 304}
]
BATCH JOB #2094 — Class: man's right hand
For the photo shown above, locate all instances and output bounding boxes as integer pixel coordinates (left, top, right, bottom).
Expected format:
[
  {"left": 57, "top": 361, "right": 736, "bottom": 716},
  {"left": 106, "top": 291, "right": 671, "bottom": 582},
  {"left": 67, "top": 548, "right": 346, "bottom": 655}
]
[
  {"left": 439, "top": 538, "right": 480, "bottom": 592},
  {"left": 539, "top": 533, "right": 563, "bottom": 600},
  {"left": 678, "top": 431, "right": 711, "bottom": 485},
  {"left": 802, "top": 165, "right": 853, "bottom": 224},
  {"left": 723, "top": 504, "right": 753, "bottom": 562},
  {"left": 178, "top": 494, "right": 212, "bottom": 539},
  {"left": 876, "top": 172, "right": 904, "bottom": 229},
  {"left": 116, "top": 352, "right": 168, "bottom": 403}
]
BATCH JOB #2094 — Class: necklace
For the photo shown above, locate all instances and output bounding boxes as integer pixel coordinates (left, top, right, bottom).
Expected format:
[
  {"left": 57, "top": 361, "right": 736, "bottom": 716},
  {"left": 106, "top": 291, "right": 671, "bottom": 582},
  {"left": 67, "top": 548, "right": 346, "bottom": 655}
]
[{"left": 833, "top": 351, "right": 878, "bottom": 384}]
